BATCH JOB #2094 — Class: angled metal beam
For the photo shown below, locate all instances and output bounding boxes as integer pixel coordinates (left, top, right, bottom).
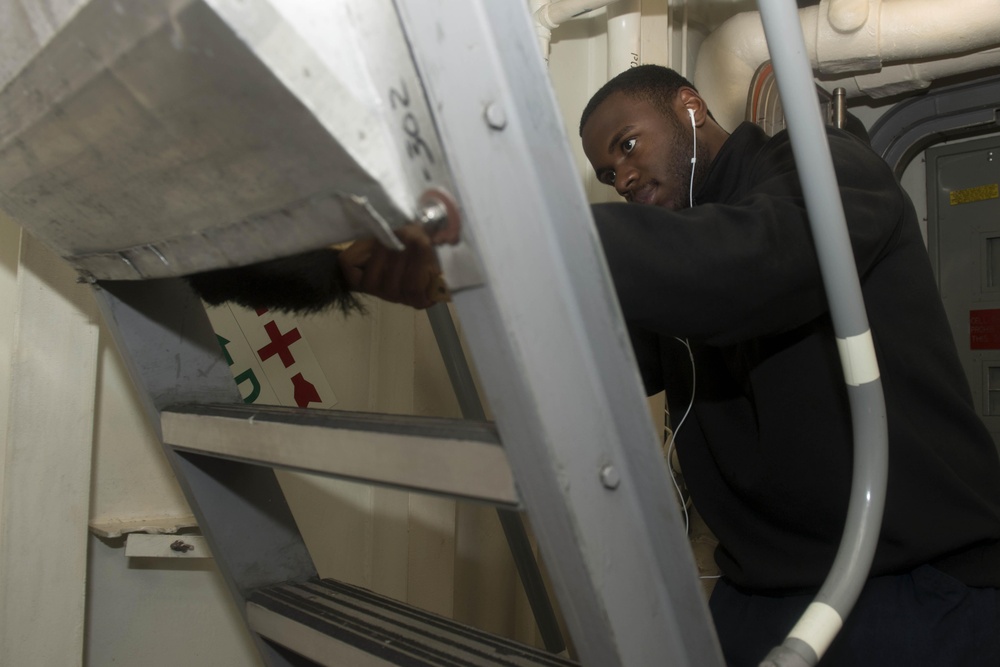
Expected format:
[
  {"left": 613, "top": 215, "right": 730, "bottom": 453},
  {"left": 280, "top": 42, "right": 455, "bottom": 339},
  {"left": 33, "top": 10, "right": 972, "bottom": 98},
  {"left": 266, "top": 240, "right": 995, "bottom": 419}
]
[
  {"left": 93, "top": 278, "right": 316, "bottom": 667},
  {"left": 393, "top": 2, "right": 723, "bottom": 665}
]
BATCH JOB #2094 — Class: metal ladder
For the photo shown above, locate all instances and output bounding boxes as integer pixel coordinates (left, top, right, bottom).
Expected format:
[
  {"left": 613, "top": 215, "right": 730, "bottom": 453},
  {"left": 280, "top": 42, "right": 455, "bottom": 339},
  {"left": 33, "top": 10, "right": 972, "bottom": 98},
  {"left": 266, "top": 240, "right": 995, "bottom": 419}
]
[{"left": 3, "top": 0, "right": 724, "bottom": 664}]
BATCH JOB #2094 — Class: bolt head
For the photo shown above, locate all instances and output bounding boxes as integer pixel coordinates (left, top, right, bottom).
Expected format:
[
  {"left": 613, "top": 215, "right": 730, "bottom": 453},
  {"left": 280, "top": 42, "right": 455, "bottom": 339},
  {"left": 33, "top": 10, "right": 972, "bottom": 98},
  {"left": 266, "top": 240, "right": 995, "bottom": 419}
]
[
  {"left": 484, "top": 103, "right": 507, "bottom": 130},
  {"left": 600, "top": 465, "right": 620, "bottom": 490}
]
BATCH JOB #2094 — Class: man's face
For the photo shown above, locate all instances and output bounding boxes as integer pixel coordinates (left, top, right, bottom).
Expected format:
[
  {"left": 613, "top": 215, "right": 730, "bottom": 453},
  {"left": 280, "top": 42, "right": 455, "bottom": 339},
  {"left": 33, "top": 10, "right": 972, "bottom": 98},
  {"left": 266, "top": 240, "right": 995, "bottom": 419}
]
[{"left": 582, "top": 91, "right": 694, "bottom": 210}]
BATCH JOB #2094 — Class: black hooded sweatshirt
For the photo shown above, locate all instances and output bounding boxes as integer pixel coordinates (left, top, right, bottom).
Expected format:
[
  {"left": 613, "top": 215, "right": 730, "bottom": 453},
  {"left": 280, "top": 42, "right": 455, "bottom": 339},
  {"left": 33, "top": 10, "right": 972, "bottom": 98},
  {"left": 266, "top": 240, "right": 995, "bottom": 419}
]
[{"left": 592, "top": 121, "right": 1000, "bottom": 593}]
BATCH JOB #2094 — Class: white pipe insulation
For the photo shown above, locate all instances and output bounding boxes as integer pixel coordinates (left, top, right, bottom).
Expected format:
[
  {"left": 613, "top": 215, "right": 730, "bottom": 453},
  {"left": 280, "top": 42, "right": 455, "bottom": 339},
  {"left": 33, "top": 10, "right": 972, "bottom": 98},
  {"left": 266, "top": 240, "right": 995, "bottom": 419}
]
[
  {"left": 694, "top": 0, "right": 1000, "bottom": 132},
  {"left": 607, "top": 0, "right": 642, "bottom": 77},
  {"left": 531, "top": 0, "right": 617, "bottom": 63},
  {"left": 826, "top": 0, "right": 870, "bottom": 33},
  {"left": 535, "top": 0, "right": 616, "bottom": 28},
  {"left": 530, "top": 0, "right": 641, "bottom": 75}
]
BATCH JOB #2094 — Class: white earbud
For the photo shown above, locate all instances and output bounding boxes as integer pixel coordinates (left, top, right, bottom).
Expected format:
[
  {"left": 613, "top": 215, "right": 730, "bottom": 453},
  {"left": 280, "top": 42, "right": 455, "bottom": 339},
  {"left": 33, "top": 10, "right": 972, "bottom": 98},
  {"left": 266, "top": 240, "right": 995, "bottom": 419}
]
[
  {"left": 687, "top": 108, "right": 697, "bottom": 206},
  {"left": 687, "top": 108, "right": 697, "bottom": 160}
]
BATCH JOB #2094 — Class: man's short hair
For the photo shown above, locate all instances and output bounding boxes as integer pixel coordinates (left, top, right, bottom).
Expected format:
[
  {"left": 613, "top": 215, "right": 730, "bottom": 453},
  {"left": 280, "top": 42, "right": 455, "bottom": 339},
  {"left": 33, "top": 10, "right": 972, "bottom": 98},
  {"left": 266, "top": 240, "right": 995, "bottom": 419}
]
[{"left": 579, "top": 64, "right": 697, "bottom": 136}]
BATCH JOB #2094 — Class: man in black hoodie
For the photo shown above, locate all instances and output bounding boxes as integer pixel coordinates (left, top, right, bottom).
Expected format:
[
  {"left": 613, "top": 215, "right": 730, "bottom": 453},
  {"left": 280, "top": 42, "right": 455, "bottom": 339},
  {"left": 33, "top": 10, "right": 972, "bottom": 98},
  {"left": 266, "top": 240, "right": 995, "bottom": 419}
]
[{"left": 577, "top": 64, "right": 1000, "bottom": 666}]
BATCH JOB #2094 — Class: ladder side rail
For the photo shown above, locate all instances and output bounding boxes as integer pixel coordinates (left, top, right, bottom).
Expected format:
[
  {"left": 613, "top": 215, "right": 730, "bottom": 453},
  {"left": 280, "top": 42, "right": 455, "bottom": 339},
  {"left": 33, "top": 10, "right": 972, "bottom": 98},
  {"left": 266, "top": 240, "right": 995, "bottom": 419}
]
[
  {"left": 93, "top": 278, "right": 317, "bottom": 667},
  {"left": 393, "top": 2, "right": 724, "bottom": 665},
  {"left": 426, "top": 304, "right": 566, "bottom": 654}
]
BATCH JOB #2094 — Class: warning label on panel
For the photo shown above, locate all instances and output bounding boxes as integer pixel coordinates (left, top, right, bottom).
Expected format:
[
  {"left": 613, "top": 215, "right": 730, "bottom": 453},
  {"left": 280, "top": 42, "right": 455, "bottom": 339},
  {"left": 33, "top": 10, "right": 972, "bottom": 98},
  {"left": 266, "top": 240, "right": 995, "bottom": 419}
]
[
  {"left": 950, "top": 183, "right": 999, "bottom": 206},
  {"left": 970, "top": 309, "right": 1000, "bottom": 350}
]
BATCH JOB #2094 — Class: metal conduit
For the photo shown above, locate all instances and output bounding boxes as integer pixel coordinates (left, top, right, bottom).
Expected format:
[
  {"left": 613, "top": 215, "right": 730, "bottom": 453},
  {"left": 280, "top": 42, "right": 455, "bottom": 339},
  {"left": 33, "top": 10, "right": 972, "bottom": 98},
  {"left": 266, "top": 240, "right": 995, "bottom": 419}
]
[{"left": 756, "top": 1, "right": 889, "bottom": 665}]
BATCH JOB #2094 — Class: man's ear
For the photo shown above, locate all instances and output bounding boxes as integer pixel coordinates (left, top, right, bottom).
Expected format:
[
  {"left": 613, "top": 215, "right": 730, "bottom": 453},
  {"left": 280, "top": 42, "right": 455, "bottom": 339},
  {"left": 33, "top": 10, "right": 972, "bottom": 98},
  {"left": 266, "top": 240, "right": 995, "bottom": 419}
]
[{"left": 676, "top": 87, "right": 705, "bottom": 126}]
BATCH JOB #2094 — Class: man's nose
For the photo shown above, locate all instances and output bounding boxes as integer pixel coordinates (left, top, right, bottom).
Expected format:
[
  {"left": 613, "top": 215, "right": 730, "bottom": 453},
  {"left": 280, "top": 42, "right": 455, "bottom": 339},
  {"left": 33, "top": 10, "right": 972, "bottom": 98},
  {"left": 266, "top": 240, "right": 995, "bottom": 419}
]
[{"left": 614, "top": 167, "right": 637, "bottom": 198}]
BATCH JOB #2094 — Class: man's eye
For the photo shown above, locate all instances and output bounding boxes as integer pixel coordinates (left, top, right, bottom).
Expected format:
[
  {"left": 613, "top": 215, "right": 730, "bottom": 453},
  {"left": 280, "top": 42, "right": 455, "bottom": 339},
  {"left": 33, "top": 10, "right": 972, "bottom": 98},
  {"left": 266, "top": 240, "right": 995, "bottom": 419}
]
[
  {"left": 622, "top": 138, "right": 636, "bottom": 153},
  {"left": 603, "top": 170, "right": 616, "bottom": 185}
]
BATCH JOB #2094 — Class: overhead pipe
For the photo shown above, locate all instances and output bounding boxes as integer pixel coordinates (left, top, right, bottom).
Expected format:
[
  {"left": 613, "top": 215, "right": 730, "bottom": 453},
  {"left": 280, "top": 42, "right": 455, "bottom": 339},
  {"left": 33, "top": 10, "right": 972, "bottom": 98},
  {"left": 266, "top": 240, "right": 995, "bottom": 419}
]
[
  {"left": 694, "top": 0, "right": 1000, "bottom": 131},
  {"left": 607, "top": 0, "right": 642, "bottom": 77},
  {"left": 827, "top": 46, "right": 1000, "bottom": 99},
  {"left": 531, "top": 0, "right": 617, "bottom": 63},
  {"left": 535, "top": 0, "right": 617, "bottom": 28},
  {"left": 826, "top": 0, "right": 869, "bottom": 33}
]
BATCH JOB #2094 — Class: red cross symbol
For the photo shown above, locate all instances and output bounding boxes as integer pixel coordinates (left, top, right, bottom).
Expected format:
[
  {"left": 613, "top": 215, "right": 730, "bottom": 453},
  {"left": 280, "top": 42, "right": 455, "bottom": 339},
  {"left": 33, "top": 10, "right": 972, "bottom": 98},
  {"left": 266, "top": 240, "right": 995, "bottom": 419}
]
[{"left": 257, "top": 321, "right": 301, "bottom": 368}]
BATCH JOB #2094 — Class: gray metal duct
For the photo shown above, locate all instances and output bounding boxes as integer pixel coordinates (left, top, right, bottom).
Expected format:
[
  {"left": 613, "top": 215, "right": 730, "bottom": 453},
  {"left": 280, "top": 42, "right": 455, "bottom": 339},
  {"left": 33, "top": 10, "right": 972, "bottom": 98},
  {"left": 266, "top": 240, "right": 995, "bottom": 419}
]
[{"left": 0, "top": 0, "right": 453, "bottom": 281}]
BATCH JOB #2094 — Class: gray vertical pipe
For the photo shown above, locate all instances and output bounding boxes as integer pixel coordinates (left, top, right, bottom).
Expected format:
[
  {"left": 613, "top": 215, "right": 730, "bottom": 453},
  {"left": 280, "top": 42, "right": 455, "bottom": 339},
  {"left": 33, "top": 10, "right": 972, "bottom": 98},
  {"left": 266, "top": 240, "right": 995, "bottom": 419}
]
[
  {"left": 425, "top": 303, "right": 567, "bottom": 654},
  {"left": 755, "top": 1, "right": 889, "bottom": 666}
]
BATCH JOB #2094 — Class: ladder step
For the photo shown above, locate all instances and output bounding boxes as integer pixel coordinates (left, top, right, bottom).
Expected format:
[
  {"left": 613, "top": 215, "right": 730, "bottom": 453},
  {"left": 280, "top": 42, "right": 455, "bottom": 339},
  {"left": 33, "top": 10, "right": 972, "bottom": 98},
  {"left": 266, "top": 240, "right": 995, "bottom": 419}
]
[
  {"left": 248, "top": 578, "right": 577, "bottom": 667},
  {"left": 161, "top": 404, "right": 519, "bottom": 507}
]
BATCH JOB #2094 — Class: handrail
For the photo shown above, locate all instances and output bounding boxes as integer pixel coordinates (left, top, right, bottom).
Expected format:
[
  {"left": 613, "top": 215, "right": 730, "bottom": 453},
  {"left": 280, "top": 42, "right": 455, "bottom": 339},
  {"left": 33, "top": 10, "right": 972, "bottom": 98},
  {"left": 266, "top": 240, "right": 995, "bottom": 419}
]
[{"left": 756, "top": 1, "right": 889, "bottom": 665}]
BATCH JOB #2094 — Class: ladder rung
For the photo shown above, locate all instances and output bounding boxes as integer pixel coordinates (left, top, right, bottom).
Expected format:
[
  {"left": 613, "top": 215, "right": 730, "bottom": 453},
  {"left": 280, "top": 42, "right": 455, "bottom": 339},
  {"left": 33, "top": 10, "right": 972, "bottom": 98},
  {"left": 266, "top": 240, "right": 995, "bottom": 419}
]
[
  {"left": 248, "top": 579, "right": 577, "bottom": 667},
  {"left": 161, "top": 404, "right": 519, "bottom": 507}
]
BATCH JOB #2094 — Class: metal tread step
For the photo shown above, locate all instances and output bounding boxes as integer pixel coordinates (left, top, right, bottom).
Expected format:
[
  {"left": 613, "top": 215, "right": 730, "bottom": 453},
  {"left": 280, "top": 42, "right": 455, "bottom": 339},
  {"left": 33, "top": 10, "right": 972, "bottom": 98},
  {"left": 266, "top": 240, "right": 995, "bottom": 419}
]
[
  {"left": 248, "top": 578, "right": 577, "bottom": 667},
  {"left": 161, "top": 403, "right": 519, "bottom": 506}
]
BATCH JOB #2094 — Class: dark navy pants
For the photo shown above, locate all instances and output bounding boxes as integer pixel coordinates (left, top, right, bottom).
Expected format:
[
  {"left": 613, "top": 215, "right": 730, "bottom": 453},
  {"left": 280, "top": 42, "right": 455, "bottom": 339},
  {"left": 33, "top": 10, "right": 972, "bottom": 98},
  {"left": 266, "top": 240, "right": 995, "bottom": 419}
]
[{"left": 709, "top": 565, "right": 1000, "bottom": 666}]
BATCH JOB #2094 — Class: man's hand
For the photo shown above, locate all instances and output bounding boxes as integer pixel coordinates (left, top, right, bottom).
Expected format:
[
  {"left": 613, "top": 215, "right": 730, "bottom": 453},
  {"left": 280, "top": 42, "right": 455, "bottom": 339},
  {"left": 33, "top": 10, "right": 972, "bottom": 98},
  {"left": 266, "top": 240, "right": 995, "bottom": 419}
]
[{"left": 337, "top": 223, "right": 449, "bottom": 310}]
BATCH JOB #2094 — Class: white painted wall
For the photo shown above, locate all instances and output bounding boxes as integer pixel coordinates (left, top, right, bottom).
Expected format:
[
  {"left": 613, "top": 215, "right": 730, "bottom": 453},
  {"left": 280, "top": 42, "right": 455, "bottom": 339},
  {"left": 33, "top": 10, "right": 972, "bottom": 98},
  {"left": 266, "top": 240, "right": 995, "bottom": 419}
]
[
  {"left": 85, "top": 315, "right": 264, "bottom": 665},
  {"left": 0, "top": 212, "right": 100, "bottom": 666}
]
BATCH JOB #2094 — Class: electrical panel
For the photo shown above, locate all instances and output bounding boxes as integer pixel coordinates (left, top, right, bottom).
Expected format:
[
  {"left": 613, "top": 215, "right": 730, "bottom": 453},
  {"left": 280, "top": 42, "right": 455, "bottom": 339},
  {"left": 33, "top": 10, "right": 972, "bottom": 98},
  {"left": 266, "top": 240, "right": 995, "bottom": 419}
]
[{"left": 927, "top": 134, "right": 1000, "bottom": 453}]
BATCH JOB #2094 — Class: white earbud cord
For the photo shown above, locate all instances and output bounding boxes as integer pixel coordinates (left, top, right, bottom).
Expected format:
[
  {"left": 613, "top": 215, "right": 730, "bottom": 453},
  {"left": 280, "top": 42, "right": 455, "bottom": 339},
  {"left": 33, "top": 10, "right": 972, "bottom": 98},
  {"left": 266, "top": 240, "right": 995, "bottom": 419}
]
[
  {"left": 673, "top": 110, "right": 720, "bottom": 580},
  {"left": 666, "top": 110, "right": 700, "bottom": 535},
  {"left": 666, "top": 336, "right": 695, "bottom": 534}
]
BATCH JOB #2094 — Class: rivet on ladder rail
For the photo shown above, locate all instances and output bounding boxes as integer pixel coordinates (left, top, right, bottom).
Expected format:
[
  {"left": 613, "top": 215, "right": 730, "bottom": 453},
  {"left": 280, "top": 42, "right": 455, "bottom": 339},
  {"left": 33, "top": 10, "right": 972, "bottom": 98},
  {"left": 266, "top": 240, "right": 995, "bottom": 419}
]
[
  {"left": 599, "top": 464, "right": 621, "bottom": 490},
  {"left": 484, "top": 102, "right": 507, "bottom": 130}
]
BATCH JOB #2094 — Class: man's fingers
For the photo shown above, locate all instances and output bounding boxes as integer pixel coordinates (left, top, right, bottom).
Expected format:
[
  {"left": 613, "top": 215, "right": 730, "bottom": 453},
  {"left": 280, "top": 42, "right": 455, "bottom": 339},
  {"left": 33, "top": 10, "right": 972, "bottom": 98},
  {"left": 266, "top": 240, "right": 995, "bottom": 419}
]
[
  {"left": 428, "top": 273, "right": 450, "bottom": 303},
  {"left": 339, "top": 224, "right": 448, "bottom": 309},
  {"left": 359, "top": 245, "right": 387, "bottom": 296},
  {"left": 400, "top": 227, "right": 439, "bottom": 308},
  {"left": 338, "top": 237, "right": 377, "bottom": 267},
  {"left": 383, "top": 242, "right": 410, "bottom": 303},
  {"left": 337, "top": 238, "right": 377, "bottom": 291}
]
